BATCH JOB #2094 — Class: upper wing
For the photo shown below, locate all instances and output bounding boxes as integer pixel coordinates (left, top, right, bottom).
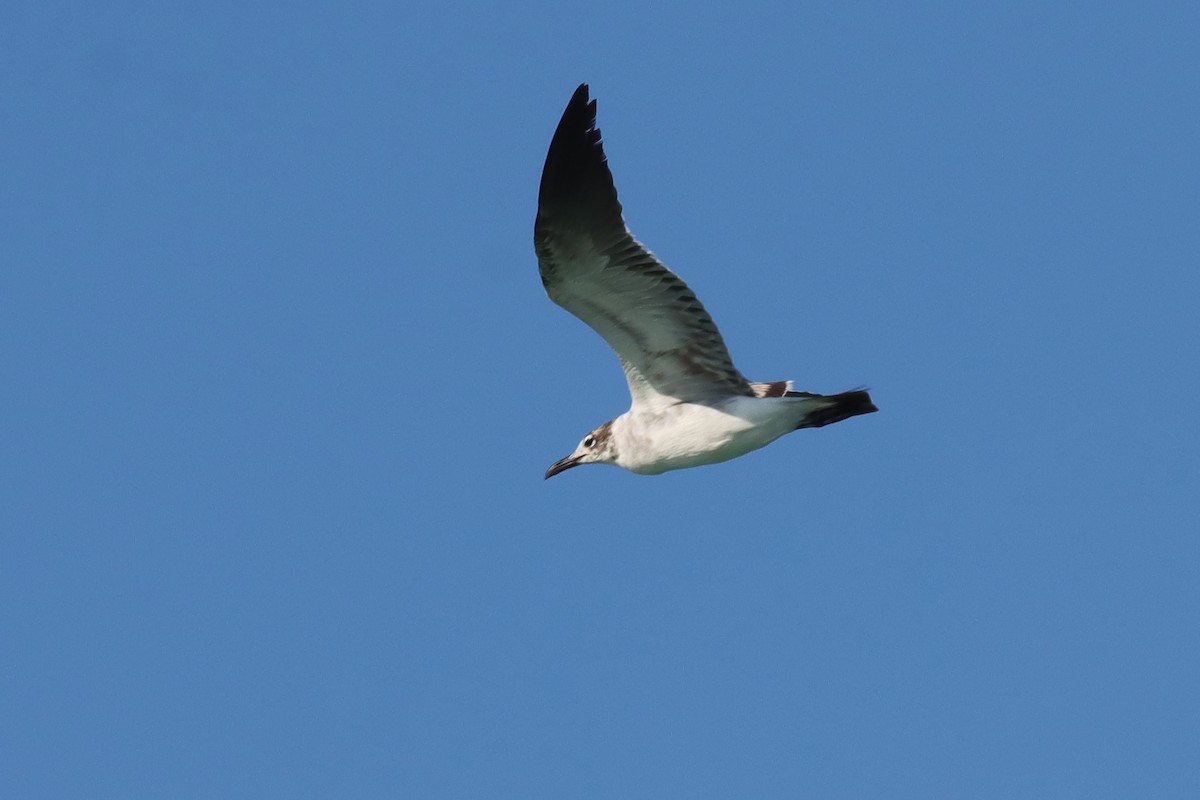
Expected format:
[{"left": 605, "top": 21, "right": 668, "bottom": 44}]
[{"left": 533, "top": 84, "right": 751, "bottom": 407}]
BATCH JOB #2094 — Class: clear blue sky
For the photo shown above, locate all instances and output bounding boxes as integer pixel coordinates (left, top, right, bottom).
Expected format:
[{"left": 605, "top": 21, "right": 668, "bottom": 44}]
[{"left": 4, "top": 2, "right": 1198, "bottom": 797}]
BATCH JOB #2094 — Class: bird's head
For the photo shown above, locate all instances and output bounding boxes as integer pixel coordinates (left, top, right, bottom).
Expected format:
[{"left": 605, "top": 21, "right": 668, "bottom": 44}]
[{"left": 545, "top": 420, "right": 617, "bottom": 479}]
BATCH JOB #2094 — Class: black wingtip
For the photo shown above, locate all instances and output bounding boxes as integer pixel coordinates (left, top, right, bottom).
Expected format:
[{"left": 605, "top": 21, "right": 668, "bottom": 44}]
[
  {"left": 536, "top": 84, "right": 622, "bottom": 233},
  {"left": 554, "top": 83, "right": 598, "bottom": 151}
]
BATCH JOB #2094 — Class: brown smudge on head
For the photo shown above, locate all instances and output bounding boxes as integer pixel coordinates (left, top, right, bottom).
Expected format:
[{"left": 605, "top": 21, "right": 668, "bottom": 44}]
[{"left": 591, "top": 420, "right": 614, "bottom": 446}]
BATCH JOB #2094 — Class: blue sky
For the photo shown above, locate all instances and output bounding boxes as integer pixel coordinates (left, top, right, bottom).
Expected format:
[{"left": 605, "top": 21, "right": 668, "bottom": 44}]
[{"left": 4, "top": 2, "right": 1198, "bottom": 797}]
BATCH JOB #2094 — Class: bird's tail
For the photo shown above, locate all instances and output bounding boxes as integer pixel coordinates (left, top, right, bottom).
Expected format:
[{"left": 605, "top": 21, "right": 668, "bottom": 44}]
[{"left": 790, "top": 389, "right": 878, "bottom": 429}]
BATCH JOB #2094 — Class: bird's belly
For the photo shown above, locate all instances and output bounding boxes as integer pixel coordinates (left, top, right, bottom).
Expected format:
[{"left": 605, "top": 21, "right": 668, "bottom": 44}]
[{"left": 624, "top": 400, "right": 796, "bottom": 475}]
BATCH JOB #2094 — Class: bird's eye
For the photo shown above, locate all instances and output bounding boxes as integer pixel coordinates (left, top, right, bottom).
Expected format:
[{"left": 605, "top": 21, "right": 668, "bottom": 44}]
[{"left": 583, "top": 434, "right": 595, "bottom": 448}]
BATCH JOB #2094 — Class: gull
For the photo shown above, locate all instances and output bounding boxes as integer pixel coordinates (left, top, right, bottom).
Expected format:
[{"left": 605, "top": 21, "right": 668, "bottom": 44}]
[{"left": 536, "top": 84, "right": 877, "bottom": 479}]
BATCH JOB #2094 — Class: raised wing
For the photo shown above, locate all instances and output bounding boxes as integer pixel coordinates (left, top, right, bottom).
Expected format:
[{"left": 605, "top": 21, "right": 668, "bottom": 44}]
[{"left": 534, "top": 84, "right": 751, "bottom": 407}]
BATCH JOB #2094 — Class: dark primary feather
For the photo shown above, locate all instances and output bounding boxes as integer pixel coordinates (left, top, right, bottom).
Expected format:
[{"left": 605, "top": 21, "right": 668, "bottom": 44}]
[
  {"left": 534, "top": 84, "right": 751, "bottom": 405},
  {"left": 535, "top": 85, "right": 626, "bottom": 265}
]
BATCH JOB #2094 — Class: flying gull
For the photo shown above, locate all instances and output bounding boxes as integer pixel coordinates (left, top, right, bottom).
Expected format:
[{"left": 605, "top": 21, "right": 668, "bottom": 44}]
[{"left": 536, "top": 84, "right": 876, "bottom": 478}]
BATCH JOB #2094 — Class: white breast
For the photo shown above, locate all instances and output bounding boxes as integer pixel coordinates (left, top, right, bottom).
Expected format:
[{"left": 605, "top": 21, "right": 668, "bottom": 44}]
[{"left": 615, "top": 397, "right": 802, "bottom": 475}]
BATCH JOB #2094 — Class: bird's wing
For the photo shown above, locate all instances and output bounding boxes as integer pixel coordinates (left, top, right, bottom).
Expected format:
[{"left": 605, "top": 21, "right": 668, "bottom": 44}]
[{"left": 534, "top": 84, "right": 751, "bottom": 408}]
